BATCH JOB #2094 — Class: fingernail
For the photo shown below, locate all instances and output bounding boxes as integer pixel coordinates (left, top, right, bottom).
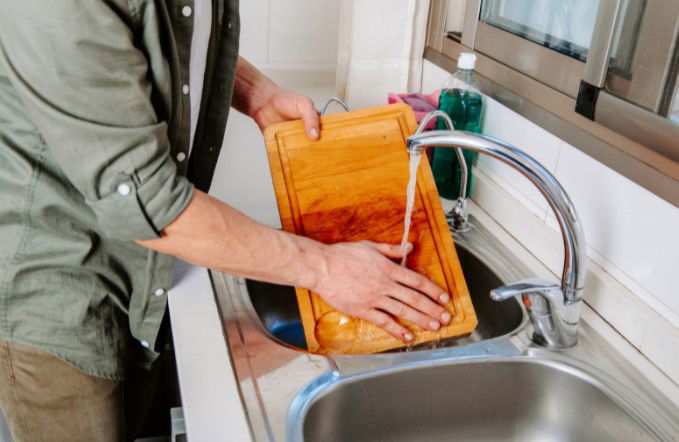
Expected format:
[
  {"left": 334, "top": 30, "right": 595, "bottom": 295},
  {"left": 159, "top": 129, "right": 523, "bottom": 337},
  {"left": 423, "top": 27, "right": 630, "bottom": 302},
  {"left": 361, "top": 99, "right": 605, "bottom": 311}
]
[
  {"left": 441, "top": 312, "right": 451, "bottom": 324},
  {"left": 404, "top": 333, "right": 414, "bottom": 342},
  {"left": 429, "top": 320, "right": 440, "bottom": 331},
  {"left": 439, "top": 293, "right": 450, "bottom": 303},
  {"left": 310, "top": 128, "right": 319, "bottom": 139}
]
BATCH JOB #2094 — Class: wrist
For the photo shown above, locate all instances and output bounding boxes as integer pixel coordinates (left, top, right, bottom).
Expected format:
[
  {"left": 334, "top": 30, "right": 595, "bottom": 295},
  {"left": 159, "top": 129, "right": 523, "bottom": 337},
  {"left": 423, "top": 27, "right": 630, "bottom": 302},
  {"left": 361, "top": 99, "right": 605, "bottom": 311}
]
[
  {"left": 291, "top": 235, "right": 329, "bottom": 291},
  {"left": 247, "top": 82, "right": 278, "bottom": 119}
]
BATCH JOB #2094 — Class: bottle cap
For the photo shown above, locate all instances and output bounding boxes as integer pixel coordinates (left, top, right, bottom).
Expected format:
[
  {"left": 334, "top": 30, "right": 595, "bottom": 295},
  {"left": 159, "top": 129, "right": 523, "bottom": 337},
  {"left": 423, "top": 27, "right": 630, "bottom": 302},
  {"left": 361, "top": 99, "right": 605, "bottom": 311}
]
[{"left": 458, "top": 52, "right": 476, "bottom": 70}]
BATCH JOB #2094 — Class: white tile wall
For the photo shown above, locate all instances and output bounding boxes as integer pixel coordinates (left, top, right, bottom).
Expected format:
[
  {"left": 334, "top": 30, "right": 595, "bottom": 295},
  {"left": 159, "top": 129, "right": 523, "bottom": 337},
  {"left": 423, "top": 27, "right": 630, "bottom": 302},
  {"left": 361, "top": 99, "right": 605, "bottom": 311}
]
[
  {"left": 239, "top": 0, "right": 340, "bottom": 70},
  {"left": 554, "top": 143, "right": 679, "bottom": 322},
  {"left": 422, "top": 59, "right": 679, "bottom": 383},
  {"left": 420, "top": 59, "right": 449, "bottom": 91},
  {"left": 478, "top": 98, "right": 561, "bottom": 220},
  {"left": 269, "top": 0, "right": 340, "bottom": 64},
  {"left": 214, "top": 2, "right": 340, "bottom": 225},
  {"left": 239, "top": 0, "right": 269, "bottom": 64}
]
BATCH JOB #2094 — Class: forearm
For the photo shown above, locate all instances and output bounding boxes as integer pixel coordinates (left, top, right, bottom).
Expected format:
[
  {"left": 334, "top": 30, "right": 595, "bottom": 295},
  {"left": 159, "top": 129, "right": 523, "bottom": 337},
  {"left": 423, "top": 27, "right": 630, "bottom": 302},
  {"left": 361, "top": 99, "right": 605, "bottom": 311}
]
[
  {"left": 137, "top": 190, "right": 321, "bottom": 289},
  {"left": 231, "top": 56, "right": 276, "bottom": 117}
]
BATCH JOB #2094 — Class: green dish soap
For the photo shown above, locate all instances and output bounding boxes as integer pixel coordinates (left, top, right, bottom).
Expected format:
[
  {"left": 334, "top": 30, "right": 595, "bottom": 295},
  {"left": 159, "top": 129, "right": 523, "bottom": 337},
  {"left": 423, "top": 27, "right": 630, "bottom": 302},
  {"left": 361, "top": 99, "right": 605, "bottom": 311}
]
[{"left": 432, "top": 52, "right": 483, "bottom": 199}]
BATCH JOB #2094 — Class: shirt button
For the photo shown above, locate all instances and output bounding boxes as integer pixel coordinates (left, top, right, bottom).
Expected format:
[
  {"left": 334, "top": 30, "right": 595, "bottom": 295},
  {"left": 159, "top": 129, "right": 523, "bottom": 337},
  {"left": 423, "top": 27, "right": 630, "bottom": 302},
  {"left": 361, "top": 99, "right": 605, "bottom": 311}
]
[
  {"left": 182, "top": 5, "right": 192, "bottom": 17},
  {"left": 140, "top": 340, "right": 150, "bottom": 349},
  {"left": 154, "top": 288, "right": 166, "bottom": 297},
  {"left": 182, "top": 84, "right": 190, "bottom": 95},
  {"left": 116, "top": 184, "right": 131, "bottom": 196},
  {"left": 227, "top": 21, "right": 232, "bottom": 29},
  {"left": 176, "top": 152, "right": 187, "bottom": 162}
]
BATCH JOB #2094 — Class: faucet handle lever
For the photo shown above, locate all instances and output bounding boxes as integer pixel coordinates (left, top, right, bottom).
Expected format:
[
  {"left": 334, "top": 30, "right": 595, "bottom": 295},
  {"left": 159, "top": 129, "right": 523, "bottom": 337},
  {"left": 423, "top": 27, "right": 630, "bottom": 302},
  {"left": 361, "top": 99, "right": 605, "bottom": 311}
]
[
  {"left": 490, "top": 278, "right": 560, "bottom": 302},
  {"left": 491, "top": 278, "right": 580, "bottom": 348}
]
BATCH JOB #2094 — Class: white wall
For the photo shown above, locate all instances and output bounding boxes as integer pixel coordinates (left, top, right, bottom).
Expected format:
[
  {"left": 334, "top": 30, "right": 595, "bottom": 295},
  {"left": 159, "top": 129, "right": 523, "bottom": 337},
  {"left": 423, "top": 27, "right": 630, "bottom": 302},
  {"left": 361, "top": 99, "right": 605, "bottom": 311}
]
[
  {"left": 239, "top": 0, "right": 340, "bottom": 71},
  {"left": 210, "top": 1, "right": 339, "bottom": 225},
  {"left": 423, "top": 60, "right": 679, "bottom": 384}
]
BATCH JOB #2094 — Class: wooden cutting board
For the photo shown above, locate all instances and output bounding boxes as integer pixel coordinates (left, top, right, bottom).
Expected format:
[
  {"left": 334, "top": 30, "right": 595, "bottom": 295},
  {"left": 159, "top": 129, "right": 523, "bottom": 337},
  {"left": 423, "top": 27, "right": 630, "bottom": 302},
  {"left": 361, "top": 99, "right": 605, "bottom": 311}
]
[{"left": 264, "top": 103, "right": 477, "bottom": 354}]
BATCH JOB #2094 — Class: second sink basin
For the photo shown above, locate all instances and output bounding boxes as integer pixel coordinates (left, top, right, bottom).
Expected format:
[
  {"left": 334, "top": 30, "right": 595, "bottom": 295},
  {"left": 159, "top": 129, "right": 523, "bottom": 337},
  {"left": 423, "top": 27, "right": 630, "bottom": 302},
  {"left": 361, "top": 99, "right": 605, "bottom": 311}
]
[{"left": 297, "top": 358, "right": 661, "bottom": 441}]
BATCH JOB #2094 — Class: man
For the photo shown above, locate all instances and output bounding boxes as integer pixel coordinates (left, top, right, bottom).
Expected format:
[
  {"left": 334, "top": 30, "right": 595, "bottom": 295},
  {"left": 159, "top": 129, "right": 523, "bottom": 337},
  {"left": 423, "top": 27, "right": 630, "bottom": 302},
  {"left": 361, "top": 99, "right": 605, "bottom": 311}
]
[{"left": 0, "top": 1, "right": 451, "bottom": 440}]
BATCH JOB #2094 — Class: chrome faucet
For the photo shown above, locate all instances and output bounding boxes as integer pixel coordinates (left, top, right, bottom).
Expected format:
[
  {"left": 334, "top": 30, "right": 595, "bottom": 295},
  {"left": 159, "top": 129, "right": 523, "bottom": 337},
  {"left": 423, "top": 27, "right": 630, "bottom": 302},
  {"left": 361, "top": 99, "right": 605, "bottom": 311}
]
[{"left": 407, "top": 129, "right": 586, "bottom": 349}]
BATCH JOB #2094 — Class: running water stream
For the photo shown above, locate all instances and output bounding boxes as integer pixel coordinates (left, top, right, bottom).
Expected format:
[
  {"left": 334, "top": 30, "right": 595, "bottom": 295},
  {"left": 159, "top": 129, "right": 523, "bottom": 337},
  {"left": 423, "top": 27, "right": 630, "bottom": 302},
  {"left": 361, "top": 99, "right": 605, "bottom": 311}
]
[
  {"left": 399, "top": 149, "right": 446, "bottom": 349},
  {"left": 400, "top": 151, "right": 423, "bottom": 266}
]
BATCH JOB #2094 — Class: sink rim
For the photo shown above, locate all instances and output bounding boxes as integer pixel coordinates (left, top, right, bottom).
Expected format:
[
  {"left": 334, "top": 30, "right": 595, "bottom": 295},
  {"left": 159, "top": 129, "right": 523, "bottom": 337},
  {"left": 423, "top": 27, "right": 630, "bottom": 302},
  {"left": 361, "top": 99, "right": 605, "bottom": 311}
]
[{"left": 287, "top": 352, "right": 679, "bottom": 441}]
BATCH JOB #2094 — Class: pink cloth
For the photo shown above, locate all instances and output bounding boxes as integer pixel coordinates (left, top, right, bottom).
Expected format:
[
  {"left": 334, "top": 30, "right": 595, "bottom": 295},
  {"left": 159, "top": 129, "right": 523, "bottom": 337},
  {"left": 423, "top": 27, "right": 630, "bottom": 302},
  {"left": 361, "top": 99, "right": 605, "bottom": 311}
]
[{"left": 388, "top": 90, "right": 441, "bottom": 129}]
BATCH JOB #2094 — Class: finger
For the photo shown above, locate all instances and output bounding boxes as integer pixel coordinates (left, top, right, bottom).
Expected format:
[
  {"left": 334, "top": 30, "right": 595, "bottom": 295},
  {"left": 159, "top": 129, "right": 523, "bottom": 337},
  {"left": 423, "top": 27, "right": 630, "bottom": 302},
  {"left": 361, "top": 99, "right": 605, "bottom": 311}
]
[
  {"left": 378, "top": 296, "right": 442, "bottom": 331},
  {"left": 367, "top": 241, "right": 413, "bottom": 259},
  {"left": 389, "top": 285, "right": 451, "bottom": 325},
  {"left": 296, "top": 95, "right": 320, "bottom": 140},
  {"left": 392, "top": 265, "right": 451, "bottom": 305},
  {"left": 363, "top": 309, "right": 413, "bottom": 342}
]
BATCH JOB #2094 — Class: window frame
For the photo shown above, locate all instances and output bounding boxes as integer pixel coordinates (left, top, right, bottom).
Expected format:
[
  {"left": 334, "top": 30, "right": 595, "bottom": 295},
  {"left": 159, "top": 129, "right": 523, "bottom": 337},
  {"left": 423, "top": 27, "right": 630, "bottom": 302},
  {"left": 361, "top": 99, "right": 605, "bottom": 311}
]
[{"left": 425, "top": 0, "right": 679, "bottom": 207}]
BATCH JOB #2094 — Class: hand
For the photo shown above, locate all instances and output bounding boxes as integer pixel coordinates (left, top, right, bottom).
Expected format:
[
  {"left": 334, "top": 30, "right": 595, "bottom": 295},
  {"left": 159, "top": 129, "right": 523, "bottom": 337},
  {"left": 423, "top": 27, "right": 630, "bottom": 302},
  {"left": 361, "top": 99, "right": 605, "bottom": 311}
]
[
  {"left": 311, "top": 241, "right": 452, "bottom": 342},
  {"left": 251, "top": 87, "right": 320, "bottom": 140},
  {"left": 233, "top": 57, "right": 320, "bottom": 140}
]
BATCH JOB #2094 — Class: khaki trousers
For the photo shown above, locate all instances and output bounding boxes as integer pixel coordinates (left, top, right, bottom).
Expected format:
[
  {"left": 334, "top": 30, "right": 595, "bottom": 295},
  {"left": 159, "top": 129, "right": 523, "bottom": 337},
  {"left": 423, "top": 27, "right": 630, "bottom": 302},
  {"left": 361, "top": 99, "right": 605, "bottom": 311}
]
[{"left": 0, "top": 340, "right": 164, "bottom": 442}]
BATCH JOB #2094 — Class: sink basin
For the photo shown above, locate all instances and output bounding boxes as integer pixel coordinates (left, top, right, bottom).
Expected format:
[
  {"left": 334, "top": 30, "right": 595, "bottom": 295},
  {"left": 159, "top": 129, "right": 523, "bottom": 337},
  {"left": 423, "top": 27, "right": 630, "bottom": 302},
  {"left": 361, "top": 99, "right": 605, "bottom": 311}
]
[
  {"left": 246, "top": 245, "right": 524, "bottom": 351},
  {"left": 298, "top": 358, "right": 661, "bottom": 442}
]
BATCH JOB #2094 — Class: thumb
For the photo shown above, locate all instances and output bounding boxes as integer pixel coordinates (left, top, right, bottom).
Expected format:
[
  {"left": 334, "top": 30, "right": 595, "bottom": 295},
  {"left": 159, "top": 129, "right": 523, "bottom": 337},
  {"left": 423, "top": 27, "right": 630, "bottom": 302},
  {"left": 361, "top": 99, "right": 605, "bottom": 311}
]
[{"left": 296, "top": 95, "right": 320, "bottom": 140}]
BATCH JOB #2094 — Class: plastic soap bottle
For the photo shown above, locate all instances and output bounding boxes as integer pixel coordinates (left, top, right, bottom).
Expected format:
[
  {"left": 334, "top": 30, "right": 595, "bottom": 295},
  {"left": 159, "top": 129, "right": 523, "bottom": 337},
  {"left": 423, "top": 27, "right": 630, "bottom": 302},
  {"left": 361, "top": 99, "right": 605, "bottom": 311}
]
[{"left": 432, "top": 52, "right": 483, "bottom": 199}]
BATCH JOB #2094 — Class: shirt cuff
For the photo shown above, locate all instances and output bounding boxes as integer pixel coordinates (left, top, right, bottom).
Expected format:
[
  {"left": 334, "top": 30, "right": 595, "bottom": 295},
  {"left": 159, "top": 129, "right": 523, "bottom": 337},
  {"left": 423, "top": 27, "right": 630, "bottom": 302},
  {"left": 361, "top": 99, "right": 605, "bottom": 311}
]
[{"left": 88, "top": 155, "right": 194, "bottom": 241}]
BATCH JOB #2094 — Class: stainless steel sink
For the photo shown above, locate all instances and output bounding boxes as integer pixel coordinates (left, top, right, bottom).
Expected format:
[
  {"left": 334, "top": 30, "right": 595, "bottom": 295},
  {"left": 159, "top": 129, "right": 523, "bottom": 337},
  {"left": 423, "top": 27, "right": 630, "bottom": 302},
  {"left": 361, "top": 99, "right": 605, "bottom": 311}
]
[
  {"left": 212, "top": 212, "right": 679, "bottom": 441},
  {"left": 299, "top": 358, "right": 660, "bottom": 442},
  {"left": 246, "top": 245, "right": 524, "bottom": 351}
]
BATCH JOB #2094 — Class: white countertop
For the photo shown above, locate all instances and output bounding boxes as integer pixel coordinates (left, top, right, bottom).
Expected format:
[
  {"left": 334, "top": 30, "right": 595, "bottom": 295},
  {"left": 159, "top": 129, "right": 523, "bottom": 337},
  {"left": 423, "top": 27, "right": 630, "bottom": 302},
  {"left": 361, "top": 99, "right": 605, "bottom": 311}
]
[{"left": 169, "top": 261, "right": 251, "bottom": 442}]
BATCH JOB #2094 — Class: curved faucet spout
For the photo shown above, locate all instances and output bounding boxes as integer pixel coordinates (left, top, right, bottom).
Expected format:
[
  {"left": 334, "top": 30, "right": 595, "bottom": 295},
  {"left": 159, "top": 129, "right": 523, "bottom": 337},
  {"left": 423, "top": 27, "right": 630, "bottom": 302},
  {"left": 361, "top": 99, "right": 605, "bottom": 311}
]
[
  {"left": 407, "top": 129, "right": 586, "bottom": 348},
  {"left": 413, "top": 112, "right": 470, "bottom": 232}
]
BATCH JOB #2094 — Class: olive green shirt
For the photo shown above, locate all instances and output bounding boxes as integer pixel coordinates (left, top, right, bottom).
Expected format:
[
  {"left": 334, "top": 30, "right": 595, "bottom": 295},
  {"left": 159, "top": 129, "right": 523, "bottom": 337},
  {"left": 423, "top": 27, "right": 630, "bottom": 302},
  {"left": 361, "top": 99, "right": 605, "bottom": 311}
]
[{"left": 0, "top": 0, "right": 239, "bottom": 379}]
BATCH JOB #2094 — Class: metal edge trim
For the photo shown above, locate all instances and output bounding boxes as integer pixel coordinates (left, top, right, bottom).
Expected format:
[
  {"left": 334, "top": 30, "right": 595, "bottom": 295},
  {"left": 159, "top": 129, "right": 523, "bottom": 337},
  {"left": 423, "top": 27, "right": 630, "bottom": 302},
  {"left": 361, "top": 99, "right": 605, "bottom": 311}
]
[
  {"left": 474, "top": 22, "right": 585, "bottom": 98},
  {"left": 613, "top": 0, "right": 679, "bottom": 112},
  {"left": 461, "top": 0, "right": 481, "bottom": 48},
  {"left": 210, "top": 272, "right": 270, "bottom": 441},
  {"left": 583, "top": 0, "right": 622, "bottom": 88},
  {"left": 595, "top": 91, "right": 679, "bottom": 164},
  {"left": 426, "top": 0, "right": 447, "bottom": 51}
]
